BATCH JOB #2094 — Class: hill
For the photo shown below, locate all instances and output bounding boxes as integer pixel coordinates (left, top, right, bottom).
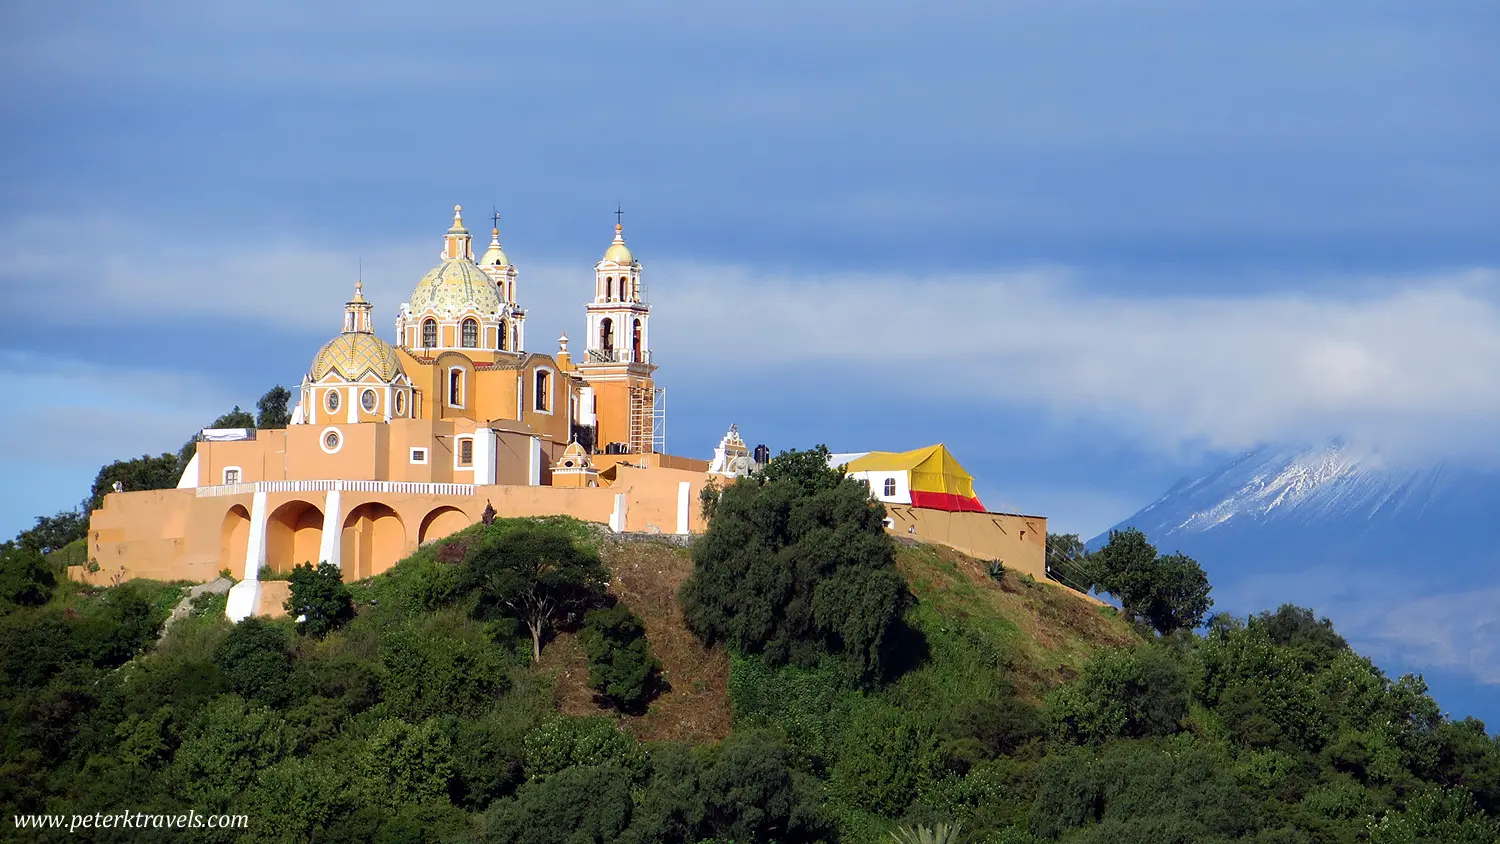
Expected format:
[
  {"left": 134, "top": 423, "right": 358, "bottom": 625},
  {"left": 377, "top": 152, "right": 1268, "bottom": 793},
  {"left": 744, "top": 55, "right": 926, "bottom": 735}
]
[
  {"left": 1094, "top": 441, "right": 1500, "bottom": 726},
  {"left": 3, "top": 499, "right": 1498, "bottom": 843}
]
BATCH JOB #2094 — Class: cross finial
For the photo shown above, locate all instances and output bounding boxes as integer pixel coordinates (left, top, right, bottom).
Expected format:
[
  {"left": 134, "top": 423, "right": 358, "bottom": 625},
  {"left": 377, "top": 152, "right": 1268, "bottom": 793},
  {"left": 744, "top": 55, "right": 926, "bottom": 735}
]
[
  {"left": 492, "top": 207, "right": 501, "bottom": 231},
  {"left": 615, "top": 204, "right": 624, "bottom": 227}
]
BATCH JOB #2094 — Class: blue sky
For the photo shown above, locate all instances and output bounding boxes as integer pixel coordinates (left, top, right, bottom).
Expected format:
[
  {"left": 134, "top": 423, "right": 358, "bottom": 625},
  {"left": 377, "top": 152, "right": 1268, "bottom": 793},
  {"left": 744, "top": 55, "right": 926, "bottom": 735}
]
[{"left": 3, "top": 2, "right": 1498, "bottom": 709}]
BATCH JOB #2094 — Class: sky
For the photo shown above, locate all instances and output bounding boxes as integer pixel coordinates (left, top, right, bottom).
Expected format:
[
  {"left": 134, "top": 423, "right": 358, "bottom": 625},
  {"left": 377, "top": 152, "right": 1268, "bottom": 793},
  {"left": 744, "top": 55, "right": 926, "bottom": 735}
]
[{"left": 2, "top": 1, "right": 1498, "bottom": 709}]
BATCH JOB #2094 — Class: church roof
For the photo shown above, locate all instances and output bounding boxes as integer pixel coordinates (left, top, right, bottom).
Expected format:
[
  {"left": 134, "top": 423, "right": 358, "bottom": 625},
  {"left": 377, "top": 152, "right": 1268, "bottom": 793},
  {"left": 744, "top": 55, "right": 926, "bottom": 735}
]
[
  {"left": 406, "top": 258, "right": 504, "bottom": 318},
  {"left": 601, "top": 223, "right": 635, "bottom": 265},
  {"left": 311, "top": 332, "right": 404, "bottom": 382}
]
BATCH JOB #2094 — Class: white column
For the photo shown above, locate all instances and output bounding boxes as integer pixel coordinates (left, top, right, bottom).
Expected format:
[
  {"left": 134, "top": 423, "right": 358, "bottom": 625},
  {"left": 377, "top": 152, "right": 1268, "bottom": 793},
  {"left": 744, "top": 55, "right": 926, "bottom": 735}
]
[
  {"left": 319, "top": 487, "right": 342, "bottom": 568},
  {"left": 383, "top": 386, "right": 393, "bottom": 423},
  {"left": 346, "top": 386, "right": 358, "bottom": 423},
  {"left": 528, "top": 435, "right": 542, "bottom": 486},
  {"left": 609, "top": 493, "right": 628, "bottom": 533},
  {"left": 226, "top": 489, "right": 269, "bottom": 622},
  {"left": 676, "top": 481, "right": 691, "bottom": 535},
  {"left": 308, "top": 387, "right": 317, "bottom": 424},
  {"left": 474, "top": 428, "right": 496, "bottom": 485},
  {"left": 244, "top": 489, "right": 269, "bottom": 578}
]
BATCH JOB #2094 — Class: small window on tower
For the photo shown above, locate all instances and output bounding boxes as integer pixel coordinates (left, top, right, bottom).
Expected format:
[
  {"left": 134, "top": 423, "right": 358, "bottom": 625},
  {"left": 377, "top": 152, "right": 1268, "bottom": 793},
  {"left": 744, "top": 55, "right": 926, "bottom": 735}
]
[
  {"left": 458, "top": 439, "right": 474, "bottom": 466},
  {"left": 461, "top": 318, "right": 478, "bottom": 348},
  {"left": 883, "top": 478, "right": 897, "bottom": 497}
]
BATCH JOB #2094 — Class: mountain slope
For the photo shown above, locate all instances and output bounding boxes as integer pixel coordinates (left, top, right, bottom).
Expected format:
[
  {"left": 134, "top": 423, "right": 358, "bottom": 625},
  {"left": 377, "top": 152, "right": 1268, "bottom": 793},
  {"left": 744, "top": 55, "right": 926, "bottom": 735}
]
[{"left": 1093, "top": 441, "right": 1500, "bottom": 724}]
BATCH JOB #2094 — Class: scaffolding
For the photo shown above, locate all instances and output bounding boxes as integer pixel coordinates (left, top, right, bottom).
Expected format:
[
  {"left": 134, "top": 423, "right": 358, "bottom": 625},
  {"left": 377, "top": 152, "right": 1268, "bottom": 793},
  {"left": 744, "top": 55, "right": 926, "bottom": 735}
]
[{"left": 628, "top": 386, "right": 666, "bottom": 455}]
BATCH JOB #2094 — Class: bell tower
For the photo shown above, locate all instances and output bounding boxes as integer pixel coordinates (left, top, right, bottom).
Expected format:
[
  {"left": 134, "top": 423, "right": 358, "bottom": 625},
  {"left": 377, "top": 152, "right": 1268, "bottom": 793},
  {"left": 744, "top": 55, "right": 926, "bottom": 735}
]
[{"left": 576, "top": 214, "right": 661, "bottom": 455}]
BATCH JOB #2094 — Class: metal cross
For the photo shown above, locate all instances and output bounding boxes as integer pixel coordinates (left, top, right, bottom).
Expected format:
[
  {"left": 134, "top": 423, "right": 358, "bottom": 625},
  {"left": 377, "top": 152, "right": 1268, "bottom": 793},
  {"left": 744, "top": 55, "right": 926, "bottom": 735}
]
[{"left": 615, "top": 204, "right": 624, "bottom": 226}]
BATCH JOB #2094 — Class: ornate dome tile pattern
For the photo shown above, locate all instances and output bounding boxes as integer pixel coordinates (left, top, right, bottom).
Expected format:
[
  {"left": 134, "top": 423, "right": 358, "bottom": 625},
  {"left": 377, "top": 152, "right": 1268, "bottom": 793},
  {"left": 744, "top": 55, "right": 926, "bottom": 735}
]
[
  {"left": 311, "top": 332, "right": 405, "bottom": 382},
  {"left": 407, "top": 260, "right": 503, "bottom": 317}
]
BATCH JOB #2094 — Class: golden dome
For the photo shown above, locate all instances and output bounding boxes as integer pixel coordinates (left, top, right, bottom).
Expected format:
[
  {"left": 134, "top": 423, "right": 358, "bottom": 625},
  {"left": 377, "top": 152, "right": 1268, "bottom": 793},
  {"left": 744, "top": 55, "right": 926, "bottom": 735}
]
[
  {"left": 311, "top": 332, "right": 404, "bottom": 382},
  {"left": 479, "top": 228, "right": 510, "bottom": 268},
  {"left": 601, "top": 223, "right": 635, "bottom": 265},
  {"left": 407, "top": 258, "right": 503, "bottom": 317}
]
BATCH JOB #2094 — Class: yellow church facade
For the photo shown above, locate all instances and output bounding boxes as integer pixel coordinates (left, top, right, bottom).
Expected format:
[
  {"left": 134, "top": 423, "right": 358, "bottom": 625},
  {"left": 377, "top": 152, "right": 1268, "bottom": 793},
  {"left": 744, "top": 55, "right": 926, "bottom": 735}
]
[{"left": 82, "top": 206, "right": 1057, "bottom": 620}]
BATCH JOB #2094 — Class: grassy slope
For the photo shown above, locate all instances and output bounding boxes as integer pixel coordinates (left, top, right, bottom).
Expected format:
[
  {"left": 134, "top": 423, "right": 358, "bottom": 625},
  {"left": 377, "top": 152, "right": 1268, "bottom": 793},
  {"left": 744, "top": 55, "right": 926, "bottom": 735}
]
[{"left": 347, "top": 518, "right": 1135, "bottom": 745}]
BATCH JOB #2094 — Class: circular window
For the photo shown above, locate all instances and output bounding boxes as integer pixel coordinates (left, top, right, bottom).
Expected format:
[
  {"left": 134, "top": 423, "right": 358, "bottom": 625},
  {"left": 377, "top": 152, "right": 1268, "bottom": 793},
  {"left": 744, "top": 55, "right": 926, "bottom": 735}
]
[
  {"left": 320, "top": 427, "right": 342, "bottom": 454},
  {"left": 361, "top": 389, "right": 378, "bottom": 412},
  {"left": 325, "top": 390, "right": 341, "bottom": 413},
  {"left": 394, "top": 391, "right": 406, "bottom": 417}
]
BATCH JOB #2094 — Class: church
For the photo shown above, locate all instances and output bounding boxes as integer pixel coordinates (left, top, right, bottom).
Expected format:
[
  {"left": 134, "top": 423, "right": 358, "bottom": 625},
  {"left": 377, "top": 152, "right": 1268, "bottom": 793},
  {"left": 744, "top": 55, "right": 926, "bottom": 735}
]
[{"left": 82, "top": 206, "right": 1053, "bottom": 619}]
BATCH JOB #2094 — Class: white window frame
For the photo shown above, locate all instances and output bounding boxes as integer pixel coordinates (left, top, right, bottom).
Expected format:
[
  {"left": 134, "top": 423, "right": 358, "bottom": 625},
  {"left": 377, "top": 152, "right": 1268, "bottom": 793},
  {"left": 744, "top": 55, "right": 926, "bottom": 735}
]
[
  {"left": 222, "top": 466, "right": 242, "bottom": 484},
  {"left": 410, "top": 447, "right": 428, "bottom": 465},
  {"left": 447, "top": 366, "right": 466, "bottom": 409},
  {"left": 319, "top": 427, "right": 343, "bottom": 454},
  {"left": 325, "top": 390, "right": 341, "bottom": 413},
  {"left": 454, "top": 435, "right": 474, "bottom": 469},
  {"left": 360, "top": 388, "right": 378, "bottom": 413},
  {"left": 883, "top": 477, "right": 897, "bottom": 497},
  {"left": 533, "top": 366, "right": 555, "bottom": 415}
]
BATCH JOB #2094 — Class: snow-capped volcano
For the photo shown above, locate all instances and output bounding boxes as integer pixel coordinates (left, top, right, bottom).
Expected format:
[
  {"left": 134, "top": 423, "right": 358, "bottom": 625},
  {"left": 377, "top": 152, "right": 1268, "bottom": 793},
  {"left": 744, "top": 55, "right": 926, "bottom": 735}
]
[
  {"left": 1115, "top": 442, "right": 1462, "bottom": 540},
  {"left": 1090, "top": 441, "right": 1500, "bottom": 725}
]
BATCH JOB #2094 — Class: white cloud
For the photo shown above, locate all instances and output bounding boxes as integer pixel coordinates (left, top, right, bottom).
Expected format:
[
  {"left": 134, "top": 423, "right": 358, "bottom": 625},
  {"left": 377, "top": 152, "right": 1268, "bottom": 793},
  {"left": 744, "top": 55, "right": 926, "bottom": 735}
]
[{"left": 7, "top": 216, "right": 1500, "bottom": 462}]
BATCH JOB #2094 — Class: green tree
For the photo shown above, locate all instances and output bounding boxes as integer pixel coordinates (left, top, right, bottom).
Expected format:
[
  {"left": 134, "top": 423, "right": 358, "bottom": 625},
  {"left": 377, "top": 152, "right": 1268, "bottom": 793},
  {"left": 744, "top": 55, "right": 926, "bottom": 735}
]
[
  {"left": 1368, "top": 787, "right": 1500, "bottom": 844},
  {"left": 256, "top": 385, "right": 293, "bottom": 429},
  {"left": 831, "top": 705, "right": 943, "bottom": 815},
  {"left": 285, "top": 561, "right": 355, "bottom": 636},
  {"left": 483, "top": 763, "right": 637, "bottom": 844},
  {"left": 579, "top": 604, "right": 661, "bottom": 713},
  {"left": 523, "top": 716, "right": 645, "bottom": 781},
  {"left": 89, "top": 453, "right": 181, "bottom": 509},
  {"left": 0, "top": 545, "right": 56, "bottom": 611},
  {"left": 15, "top": 510, "right": 88, "bottom": 555},
  {"left": 462, "top": 522, "right": 610, "bottom": 662},
  {"left": 358, "top": 717, "right": 455, "bottom": 809},
  {"left": 1046, "top": 646, "right": 1189, "bottom": 744},
  {"left": 1089, "top": 528, "right": 1213, "bottom": 634},
  {"left": 380, "top": 623, "right": 509, "bottom": 721},
  {"left": 697, "top": 730, "right": 832, "bottom": 843},
  {"left": 170, "top": 694, "right": 291, "bottom": 806},
  {"left": 680, "top": 446, "right": 910, "bottom": 683},
  {"left": 1044, "top": 532, "right": 1090, "bottom": 590},
  {"left": 212, "top": 617, "right": 293, "bottom": 706}
]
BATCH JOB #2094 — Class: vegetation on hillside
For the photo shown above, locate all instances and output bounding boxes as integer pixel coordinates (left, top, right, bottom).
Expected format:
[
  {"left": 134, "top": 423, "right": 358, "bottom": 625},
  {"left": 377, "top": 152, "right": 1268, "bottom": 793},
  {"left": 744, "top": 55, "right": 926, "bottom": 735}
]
[{"left": 0, "top": 447, "right": 1496, "bottom": 842}]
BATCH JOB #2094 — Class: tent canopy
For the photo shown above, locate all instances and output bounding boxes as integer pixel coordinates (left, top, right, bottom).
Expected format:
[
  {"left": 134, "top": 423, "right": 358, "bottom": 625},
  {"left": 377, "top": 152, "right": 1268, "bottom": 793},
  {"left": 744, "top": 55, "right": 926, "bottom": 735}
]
[{"left": 843, "top": 444, "right": 985, "bottom": 512}]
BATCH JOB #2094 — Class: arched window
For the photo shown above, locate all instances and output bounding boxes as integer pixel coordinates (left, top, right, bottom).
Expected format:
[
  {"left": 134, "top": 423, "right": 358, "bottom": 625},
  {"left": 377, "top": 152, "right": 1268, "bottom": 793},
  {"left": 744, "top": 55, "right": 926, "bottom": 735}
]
[
  {"left": 632, "top": 319, "right": 642, "bottom": 361},
  {"left": 499, "top": 319, "right": 508, "bottom": 351},
  {"left": 422, "top": 319, "right": 437, "bottom": 348},
  {"left": 461, "top": 318, "right": 478, "bottom": 348},
  {"left": 535, "top": 369, "right": 551, "bottom": 412},
  {"left": 605, "top": 277, "right": 614, "bottom": 300},
  {"left": 449, "top": 368, "right": 463, "bottom": 407},
  {"left": 600, "top": 317, "right": 614, "bottom": 354},
  {"left": 883, "top": 478, "right": 897, "bottom": 497}
]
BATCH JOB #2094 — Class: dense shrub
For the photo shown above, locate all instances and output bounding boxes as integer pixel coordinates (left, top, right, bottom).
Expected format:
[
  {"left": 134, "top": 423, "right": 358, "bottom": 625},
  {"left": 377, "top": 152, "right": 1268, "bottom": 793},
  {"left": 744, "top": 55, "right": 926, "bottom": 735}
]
[
  {"left": 579, "top": 604, "right": 660, "bottom": 713},
  {"left": 680, "top": 445, "right": 910, "bottom": 684},
  {"left": 285, "top": 561, "right": 355, "bottom": 636},
  {"left": 1046, "top": 645, "right": 1189, "bottom": 744}
]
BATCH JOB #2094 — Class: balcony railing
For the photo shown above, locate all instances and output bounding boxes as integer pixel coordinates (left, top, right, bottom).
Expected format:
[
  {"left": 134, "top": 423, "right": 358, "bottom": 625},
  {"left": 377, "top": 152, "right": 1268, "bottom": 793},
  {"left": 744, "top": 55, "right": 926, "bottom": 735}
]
[
  {"left": 196, "top": 480, "right": 475, "bottom": 498},
  {"left": 586, "top": 348, "right": 652, "bottom": 365}
]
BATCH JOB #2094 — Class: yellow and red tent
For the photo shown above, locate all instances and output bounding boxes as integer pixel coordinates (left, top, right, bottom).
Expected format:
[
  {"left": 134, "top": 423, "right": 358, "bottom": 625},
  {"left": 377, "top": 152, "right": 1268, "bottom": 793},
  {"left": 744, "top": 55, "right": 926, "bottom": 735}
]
[{"left": 843, "top": 444, "right": 986, "bottom": 512}]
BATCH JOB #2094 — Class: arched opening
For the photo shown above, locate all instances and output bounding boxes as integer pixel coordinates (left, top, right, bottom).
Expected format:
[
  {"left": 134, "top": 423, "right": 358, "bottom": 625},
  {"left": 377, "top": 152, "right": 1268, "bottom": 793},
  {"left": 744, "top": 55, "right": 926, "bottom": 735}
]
[
  {"left": 600, "top": 317, "right": 614, "bottom": 354},
  {"left": 461, "top": 318, "right": 478, "bottom": 348},
  {"left": 632, "top": 319, "right": 642, "bottom": 361},
  {"left": 341, "top": 503, "right": 405, "bottom": 580},
  {"left": 499, "top": 319, "right": 509, "bottom": 350},
  {"left": 449, "top": 368, "right": 463, "bottom": 407},
  {"left": 265, "top": 500, "right": 324, "bottom": 574},
  {"left": 419, "top": 506, "right": 471, "bottom": 544},
  {"left": 219, "top": 505, "right": 251, "bottom": 576},
  {"left": 422, "top": 319, "right": 437, "bottom": 349},
  {"left": 605, "top": 276, "right": 614, "bottom": 300},
  {"left": 535, "top": 369, "right": 551, "bottom": 412}
]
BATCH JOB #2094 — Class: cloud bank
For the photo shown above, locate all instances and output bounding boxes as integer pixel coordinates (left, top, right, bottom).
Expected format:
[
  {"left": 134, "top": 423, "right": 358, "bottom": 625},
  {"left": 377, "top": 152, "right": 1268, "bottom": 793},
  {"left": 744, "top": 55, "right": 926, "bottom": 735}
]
[{"left": 7, "top": 217, "right": 1499, "bottom": 463}]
